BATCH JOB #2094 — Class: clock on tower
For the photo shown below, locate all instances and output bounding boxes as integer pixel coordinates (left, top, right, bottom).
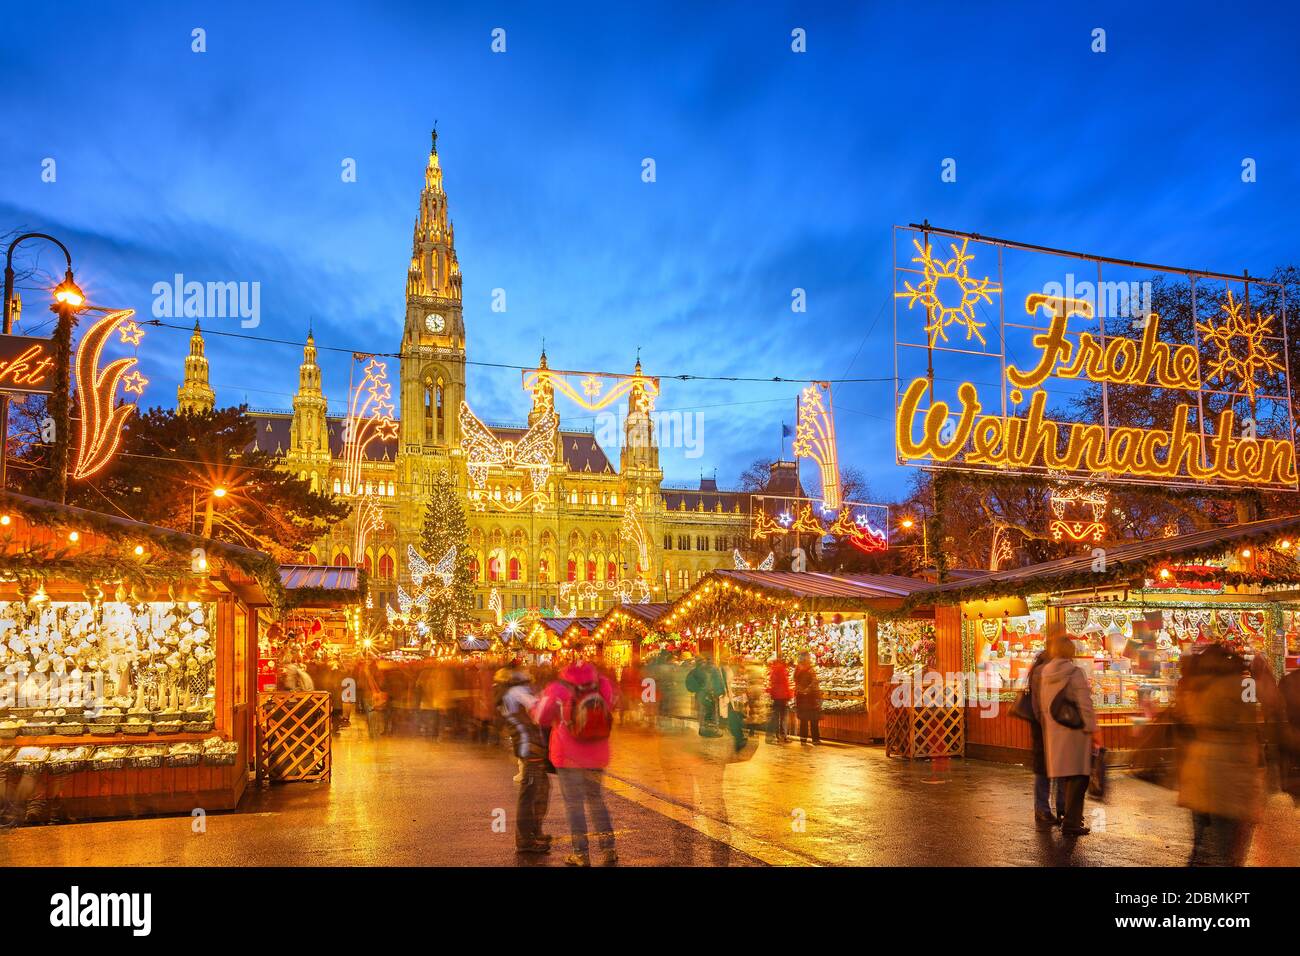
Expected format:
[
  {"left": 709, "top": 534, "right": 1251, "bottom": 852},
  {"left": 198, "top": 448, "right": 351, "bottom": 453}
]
[{"left": 425, "top": 313, "right": 446, "bottom": 334}]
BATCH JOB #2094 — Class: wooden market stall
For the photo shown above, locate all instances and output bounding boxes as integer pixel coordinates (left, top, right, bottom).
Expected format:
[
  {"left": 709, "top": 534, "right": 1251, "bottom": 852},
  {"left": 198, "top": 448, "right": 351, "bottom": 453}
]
[
  {"left": 0, "top": 492, "right": 283, "bottom": 822},
  {"left": 590, "top": 603, "right": 672, "bottom": 670},
  {"left": 918, "top": 515, "right": 1300, "bottom": 764},
  {"left": 658, "top": 569, "right": 936, "bottom": 743},
  {"left": 523, "top": 617, "right": 602, "bottom": 658},
  {"left": 255, "top": 565, "right": 364, "bottom": 785}
]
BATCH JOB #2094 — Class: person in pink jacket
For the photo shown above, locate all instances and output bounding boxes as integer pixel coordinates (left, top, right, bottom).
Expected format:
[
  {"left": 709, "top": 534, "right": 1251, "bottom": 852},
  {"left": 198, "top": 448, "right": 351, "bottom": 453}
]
[{"left": 533, "top": 660, "right": 618, "bottom": 866}]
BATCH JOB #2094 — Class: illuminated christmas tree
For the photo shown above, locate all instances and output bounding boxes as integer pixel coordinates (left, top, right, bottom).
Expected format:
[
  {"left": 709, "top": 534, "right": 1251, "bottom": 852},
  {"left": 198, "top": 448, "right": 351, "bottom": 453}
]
[{"left": 418, "top": 470, "right": 472, "bottom": 641}]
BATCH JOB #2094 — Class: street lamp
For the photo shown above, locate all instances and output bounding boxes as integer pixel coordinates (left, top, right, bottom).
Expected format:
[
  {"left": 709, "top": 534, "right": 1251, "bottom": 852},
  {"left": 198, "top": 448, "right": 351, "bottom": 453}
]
[
  {"left": 201, "top": 486, "right": 228, "bottom": 537},
  {"left": 900, "top": 515, "right": 929, "bottom": 565},
  {"left": 2, "top": 233, "right": 84, "bottom": 496}
]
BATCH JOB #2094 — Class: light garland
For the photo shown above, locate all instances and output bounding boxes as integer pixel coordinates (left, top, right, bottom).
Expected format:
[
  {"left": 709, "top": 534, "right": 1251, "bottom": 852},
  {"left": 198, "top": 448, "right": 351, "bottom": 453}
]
[
  {"left": 342, "top": 357, "right": 398, "bottom": 557},
  {"left": 619, "top": 500, "right": 649, "bottom": 573},
  {"left": 733, "top": 549, "right": 774, "bottom": 570},
  {"left": 72, "top": 309, "right": 146, "bottom": 480},
  {"left": 521, "top": 364, "right": 659, "bottom": 413},
  {"left": 1048, "top": 481, "right": 1108, "bottom": 543}
]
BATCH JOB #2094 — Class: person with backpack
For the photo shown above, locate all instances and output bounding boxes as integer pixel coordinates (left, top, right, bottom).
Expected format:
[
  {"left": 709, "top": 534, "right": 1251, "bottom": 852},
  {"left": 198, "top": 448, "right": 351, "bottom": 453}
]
[
  {"left": 494, "top": 665, "right": 552, "bottom": 855},
  {"left": 684, "top": 655, "right": 726, "bottom": 737},
  {"left": 533, "top": 658, "right": 617, "bottom": 867}
]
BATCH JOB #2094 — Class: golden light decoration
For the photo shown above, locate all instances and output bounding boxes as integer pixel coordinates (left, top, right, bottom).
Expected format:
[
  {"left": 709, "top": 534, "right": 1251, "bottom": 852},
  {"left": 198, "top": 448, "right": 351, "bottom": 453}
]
[
  {"left": 459, "top": 401, "right": 557, "bottom": 490},
  {"left": 342, "top": 356, "right": 398, "bottom": 557},
  {"left": 521, "top": 364, "right": 659, "bottom": 414},
  {"left": 733, "top": 549, "right": 775, "bottom": 570},
  {"left": 896, "top": 236, "right": 1000, "bottom": 345},
  {"left": 1195, "top": 290, "right": 1284, "bottom": 403},
  {"left": 619, "top": 500, "right": 649, "bottom": 572},
  {"left": 72, "top": 309, "right": 147, "bottom": 480},
  {"left": 792, "top": 382, "right": 841, "bottom": 509},
  {"left": 395, "top": 543, "right": 456, "bottom": 617},
  {"left": 559, "top": 578, "right": 650, "bottom": 615},
  {"left": 116, "top": 320, "right": 146, "bottom": 346},
  {"left": 1048, "top": 481, "right": 1108, "bottom": 543}
]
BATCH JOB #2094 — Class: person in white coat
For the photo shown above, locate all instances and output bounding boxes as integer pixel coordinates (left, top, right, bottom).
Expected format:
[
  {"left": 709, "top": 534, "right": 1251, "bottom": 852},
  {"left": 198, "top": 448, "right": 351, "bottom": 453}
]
[{"left": 1040, "top": 633, "right": 1098, "bottom": 835}]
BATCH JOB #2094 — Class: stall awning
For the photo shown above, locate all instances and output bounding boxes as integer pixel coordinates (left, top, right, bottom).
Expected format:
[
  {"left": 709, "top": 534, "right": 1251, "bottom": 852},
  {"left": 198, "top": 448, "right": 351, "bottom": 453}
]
[
  {"left": 592, "top": 602, "right": 672, "bottom": 641},
  {"left": 661, "top": 569, "right": 934, "bottom": 632},
  {"left": 919, "top": 514, "right": 1300, "bottom": 604},
  {"left": 278, "top": 564, "right": 364, "bottom": 607}
]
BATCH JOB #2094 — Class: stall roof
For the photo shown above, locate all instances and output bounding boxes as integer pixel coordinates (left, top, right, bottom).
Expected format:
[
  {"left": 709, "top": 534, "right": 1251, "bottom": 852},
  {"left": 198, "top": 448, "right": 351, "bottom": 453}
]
[
  {"left": 592, "top": 602, "right": 673, "bottom": 640},
  {"left": 0, "top": 491, "right": 285, "bottom": 605},
  {"left": 712, "top": 570, "right": 933, "bottom": 603},
  {"left": 534, "top": 617, "right": 602, "bottom": 636},
  {"left": 278, "top": 564, "right": 364, "bottom": 607},
  {"left": 919, "top": 514, "right": 1300, "bottom": 603}
]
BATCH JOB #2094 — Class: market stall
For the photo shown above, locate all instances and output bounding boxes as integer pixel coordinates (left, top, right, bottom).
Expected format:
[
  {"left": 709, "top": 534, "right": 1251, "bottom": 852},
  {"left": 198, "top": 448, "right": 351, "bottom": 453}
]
[
  {"left": 523, "top": 617, "right": 601, "bottom": 659},
  {"left": 919, "top": 515, "right": 1300, "bottom": 764},
  {"left": 0, "top": 492, "right": 277, "bottom": 823},
  {"left": 590, "top": 603, "right": 671, "bottom": 671},
  {"left": 658, "top": 570, "right": 934, "bottom": 742}
]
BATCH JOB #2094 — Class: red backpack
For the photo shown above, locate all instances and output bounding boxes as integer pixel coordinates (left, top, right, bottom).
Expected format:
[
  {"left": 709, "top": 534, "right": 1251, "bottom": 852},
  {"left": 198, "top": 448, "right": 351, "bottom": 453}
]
[{"left": 561, "top": 679, "right": 612, "bottom": 741}]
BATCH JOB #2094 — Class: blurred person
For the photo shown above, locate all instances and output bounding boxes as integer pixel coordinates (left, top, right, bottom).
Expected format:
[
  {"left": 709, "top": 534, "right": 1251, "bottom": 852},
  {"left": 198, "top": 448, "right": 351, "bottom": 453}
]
[
  {"left": 533, "top": 658, "right": 617, "bottom": 867},
  {"left": 354, "top": 655, "right": 387, "bottom": 739},
  {"left": 494, "top": 665, "right": 553, "bottom": 854},
  {"left": 279, "top": 651, "right": 314, "bottom": 692},
  {"left": 684, "top": 654, "right": 725, "bottom": 737},
  {"left": 1040, "top": 633, "right": 1098, "bottom": 836},
  {"left": 1023, "top": 642, "right": 1060, "bottom": 829},
  {"left": 767, "top": 657, "right": 793, "bottom": 743},
  {"left": 793, "top": 651, "right": 822, "bottom": 745},
  {"left": 720, "top": 652, "right": 749, "bottom": 751},
  {"left": 473, "top": 661, "right": 497, "bottom": 744},
  {"left": 1174, "top": 644, "right": 1262, "bottom": 866},
  {"left": 1282, "top": 664, "right": 1300, "bottom": 807},
  {"left": 618, "top": 658, "right": 643, "bottom": 726}
]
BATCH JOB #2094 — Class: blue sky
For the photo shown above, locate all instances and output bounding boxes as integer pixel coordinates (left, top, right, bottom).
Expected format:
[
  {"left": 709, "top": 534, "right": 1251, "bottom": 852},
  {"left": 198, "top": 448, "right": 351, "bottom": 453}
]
[{"left": 2, "top": 0, "right": 1297, "bottom": 500}]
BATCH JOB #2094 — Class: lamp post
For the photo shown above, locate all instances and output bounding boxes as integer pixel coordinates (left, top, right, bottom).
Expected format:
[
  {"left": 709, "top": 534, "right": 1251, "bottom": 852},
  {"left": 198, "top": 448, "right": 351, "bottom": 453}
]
[
  {"left": 2, "top": 234, "right": 84, "bottom": 497},
  {"left": 202, "top": 485, "right": 228, "bottom": 537},
  {"left": 900, "top": 516, "right": 929, "bottom": 566}
]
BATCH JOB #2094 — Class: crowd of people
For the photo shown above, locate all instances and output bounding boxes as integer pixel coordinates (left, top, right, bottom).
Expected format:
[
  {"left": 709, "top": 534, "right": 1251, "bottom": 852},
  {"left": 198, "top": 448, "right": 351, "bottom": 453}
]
[{"left": 1019, "top": 625, "right": 1300, "bottom": 866}]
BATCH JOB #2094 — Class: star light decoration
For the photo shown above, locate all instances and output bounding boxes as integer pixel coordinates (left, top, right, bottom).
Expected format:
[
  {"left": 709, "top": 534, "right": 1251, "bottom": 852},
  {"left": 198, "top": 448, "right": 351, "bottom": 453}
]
[
  {"left": 1195, "top": 290, "right": 1284, "bottom": 404},
  {"left": 342, "top": 356, "right": 398, "bottom": 556},
  {"left": 72, "top": 309, "right": 148, "bottom": 480},
  {"left": 619, "top": 500, "right": 649, "bottom": 573},
  {"left": 792, "top": 382, "right": 841, "bottom": 510},
  {"left": 896, "top": 236, "right": 1001, "bottom": 346}
]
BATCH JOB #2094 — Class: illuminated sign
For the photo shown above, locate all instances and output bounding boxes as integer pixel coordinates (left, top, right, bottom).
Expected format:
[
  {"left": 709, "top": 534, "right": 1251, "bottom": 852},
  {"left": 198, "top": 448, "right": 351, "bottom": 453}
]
[
  {"left": 892, "top": 226, "right": 1297, "bottom": 490},
  {"left": 0, "top": 334, "right": 56, "bottom": 394}
]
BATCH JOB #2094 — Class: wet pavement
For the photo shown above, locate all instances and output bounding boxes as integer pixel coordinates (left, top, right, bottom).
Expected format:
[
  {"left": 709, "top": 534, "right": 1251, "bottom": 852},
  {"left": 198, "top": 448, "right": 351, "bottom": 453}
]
[{"left": 4, "top": 718, "right": 1299, "bottom": 866}]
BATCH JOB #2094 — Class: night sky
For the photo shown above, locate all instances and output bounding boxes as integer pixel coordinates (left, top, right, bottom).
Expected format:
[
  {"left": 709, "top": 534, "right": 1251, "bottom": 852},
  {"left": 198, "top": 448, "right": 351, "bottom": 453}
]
[{"left": 2, "top": 0, "right": 1297, "bottom": 500}]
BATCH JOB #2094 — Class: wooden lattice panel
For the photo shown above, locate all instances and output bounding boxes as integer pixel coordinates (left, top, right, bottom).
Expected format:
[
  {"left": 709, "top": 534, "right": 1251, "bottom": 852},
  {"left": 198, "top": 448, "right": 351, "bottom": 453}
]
[
  {"left": 258, "top": 692, "right": 332, "bottom": 783},
  {"left": 885, "top": 701, "right": 965, "bottom": 760}
]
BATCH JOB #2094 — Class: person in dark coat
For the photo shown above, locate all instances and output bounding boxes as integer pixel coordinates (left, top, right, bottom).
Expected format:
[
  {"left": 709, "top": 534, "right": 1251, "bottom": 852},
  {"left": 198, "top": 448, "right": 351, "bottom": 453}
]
[
  {"left": 684, "top": 656, "right": 725, "bottom": 737},
  {"left": 1024, "top": 645, "right": 1057, "bottom": 828},
  {"left": 793, "top": 652, "right": 822, "bottom": 745},
  {"left": 494, "top": 666, "right": 552, "bottom": 854}
]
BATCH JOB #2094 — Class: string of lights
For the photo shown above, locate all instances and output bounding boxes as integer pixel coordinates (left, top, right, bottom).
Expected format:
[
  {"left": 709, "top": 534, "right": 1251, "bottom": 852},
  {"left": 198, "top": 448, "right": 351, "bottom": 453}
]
[{"left": 138, "top": 319, "right": 894, "bottom": 385}]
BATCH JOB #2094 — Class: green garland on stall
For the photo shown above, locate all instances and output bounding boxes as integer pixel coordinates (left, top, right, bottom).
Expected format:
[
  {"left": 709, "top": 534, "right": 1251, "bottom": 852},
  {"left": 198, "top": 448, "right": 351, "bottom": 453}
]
[{"left": 0, "top": 492, "right": 289, "bottom": 608}]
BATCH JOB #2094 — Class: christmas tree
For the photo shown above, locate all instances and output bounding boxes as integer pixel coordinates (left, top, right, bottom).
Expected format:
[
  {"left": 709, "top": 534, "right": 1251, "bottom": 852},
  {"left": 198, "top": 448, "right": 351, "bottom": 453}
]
[{"left": 419, "top": 469, "right": 473, "bottom": 642}]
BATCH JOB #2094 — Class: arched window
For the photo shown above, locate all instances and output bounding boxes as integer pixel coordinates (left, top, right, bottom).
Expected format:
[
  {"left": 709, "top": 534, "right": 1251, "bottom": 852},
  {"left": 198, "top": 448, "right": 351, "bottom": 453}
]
[
  {"left": 606, "top": 558, "right": 617, "bottom": 582},
  {"left": 508, "top": 556, "right": 521, "bottom": 581},
  {"left": 424, "top": 387, "right": 433, "bottom": 441},
  {"left": 363, "top": 553, "right": 374, "bottom": 575},
  {"left": 468, "top": 554, "right": 481, "bottom": 581},
  {"left": 305, "top": 552, "right": 319, "bottom": 566},
  {"left": 586, "top": 558, "right": 597, "bottom": 582},
  {"left": 678, "top": 568, "right": 689, "bottom": 590},
  {"left": 488, "top": 548, "right": 506, "bottom": 582},
  {"left": 538, "top": 553, "right": 552, "bottom": 583},
  {"left": 435, "top": 379, "right": 445, "bottom": 442},
  {"left": 378, "top": 553, "right": 394, "bottom": 580},
  {"left": 333, "top": 552, "right": 349, "bottom": 567},
  {"left": 566, "top": 557, "right": 577, "bottom": 582}
]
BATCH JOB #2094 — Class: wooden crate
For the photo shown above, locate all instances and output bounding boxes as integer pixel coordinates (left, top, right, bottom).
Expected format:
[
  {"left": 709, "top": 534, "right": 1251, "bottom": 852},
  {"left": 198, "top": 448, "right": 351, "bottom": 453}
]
[{"left": 258, "top": 692, "right": 331, "bottom": 783}]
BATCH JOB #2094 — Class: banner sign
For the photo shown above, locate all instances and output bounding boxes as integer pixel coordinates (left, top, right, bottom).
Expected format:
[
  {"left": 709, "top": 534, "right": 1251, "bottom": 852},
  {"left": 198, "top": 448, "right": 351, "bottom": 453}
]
[
  {"left": 0, "top": 333, "right": 56, "bottom": 395},
  {"left": 892, "top": 225, "right": 1297, "bottom": 490}
]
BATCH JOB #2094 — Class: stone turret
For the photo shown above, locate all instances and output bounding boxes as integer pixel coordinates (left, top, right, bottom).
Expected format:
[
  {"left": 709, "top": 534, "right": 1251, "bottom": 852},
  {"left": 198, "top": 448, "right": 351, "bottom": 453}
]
[{"left": 176, "top": 320, "right": 216, "bottom": 415}]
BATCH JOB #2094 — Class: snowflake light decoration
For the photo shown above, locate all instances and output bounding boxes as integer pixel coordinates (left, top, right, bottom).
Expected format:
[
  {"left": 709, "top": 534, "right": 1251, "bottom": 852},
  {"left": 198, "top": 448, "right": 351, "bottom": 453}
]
[
  {"left": 1195, "top": 290, "right": 1284, "bottom": 403},
  {"left": 896, "top": 237, "right": 1000, "bottom": 345}
]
